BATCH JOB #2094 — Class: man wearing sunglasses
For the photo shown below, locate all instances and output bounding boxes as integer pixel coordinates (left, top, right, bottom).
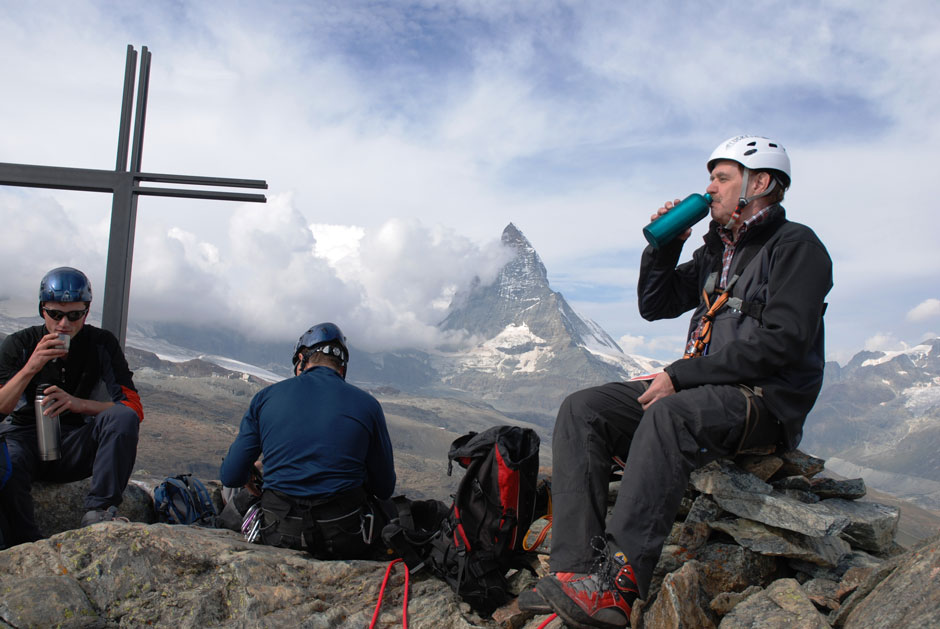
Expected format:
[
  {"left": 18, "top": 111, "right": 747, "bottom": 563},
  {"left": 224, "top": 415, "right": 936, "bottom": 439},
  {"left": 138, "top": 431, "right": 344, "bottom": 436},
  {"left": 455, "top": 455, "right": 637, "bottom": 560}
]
[{"left": 0, "top": 267, "right": 143, "bottom": 546}]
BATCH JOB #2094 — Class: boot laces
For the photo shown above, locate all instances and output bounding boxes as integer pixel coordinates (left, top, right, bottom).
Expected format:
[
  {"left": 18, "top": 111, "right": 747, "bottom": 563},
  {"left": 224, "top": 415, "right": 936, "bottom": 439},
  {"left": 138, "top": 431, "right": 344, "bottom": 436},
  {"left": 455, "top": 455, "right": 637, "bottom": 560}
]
[{"left": 586, "top": 537, "right": 635, "bottom": 601}]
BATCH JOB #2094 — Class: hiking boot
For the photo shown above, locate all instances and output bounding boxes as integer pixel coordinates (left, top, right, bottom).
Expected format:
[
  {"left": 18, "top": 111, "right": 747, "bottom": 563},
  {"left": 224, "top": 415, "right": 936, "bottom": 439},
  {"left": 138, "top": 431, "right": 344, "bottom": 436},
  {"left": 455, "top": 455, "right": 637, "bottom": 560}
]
[
  {"left": 80, "top": 506, "right": 126, "bottom": 527},
  {"left": 536, "top": 548, "right": 638, "bottom": 629},
  {"left": 519, "top": 572, "right": 581, "bottom": 615},
  {"left": 518, "top": 587, "right": 552, "bottom": 614}
]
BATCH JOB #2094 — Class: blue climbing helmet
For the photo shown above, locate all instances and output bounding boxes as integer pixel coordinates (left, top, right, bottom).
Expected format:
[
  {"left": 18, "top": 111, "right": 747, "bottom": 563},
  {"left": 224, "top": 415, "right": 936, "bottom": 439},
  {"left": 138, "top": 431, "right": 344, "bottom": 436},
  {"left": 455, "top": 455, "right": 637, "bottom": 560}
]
[
  {"left": 292, "top": 322, "right": 349, "bottom": 374},
  {"left": 38, "top": 267, "right": 93, "bottom": 315}
]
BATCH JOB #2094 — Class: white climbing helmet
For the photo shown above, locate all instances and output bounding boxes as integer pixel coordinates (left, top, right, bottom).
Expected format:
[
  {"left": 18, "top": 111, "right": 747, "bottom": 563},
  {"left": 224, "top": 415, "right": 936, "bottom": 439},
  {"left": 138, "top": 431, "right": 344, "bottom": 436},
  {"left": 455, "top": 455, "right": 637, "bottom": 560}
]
[{"left": 707, "top": 135, "right": 791, "bottom": 189}]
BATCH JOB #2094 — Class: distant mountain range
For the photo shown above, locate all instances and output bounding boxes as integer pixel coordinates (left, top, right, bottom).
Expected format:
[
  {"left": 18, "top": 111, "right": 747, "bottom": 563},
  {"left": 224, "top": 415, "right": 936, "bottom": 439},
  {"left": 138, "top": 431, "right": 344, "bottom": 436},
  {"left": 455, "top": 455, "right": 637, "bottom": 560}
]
[
  {"left": 1, "top": 223, "right": 937, "bottom": 516},
  {"left": 803, "top": 340, "right": 940, "bottom": 511}
]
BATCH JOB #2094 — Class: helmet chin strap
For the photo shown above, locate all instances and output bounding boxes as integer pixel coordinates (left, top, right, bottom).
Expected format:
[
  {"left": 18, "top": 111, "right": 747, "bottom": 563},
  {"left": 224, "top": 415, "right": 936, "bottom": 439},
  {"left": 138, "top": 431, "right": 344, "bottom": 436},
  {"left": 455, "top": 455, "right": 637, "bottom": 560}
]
[{"left": 723, "top": 169, "right": 778, "bottom": 230}]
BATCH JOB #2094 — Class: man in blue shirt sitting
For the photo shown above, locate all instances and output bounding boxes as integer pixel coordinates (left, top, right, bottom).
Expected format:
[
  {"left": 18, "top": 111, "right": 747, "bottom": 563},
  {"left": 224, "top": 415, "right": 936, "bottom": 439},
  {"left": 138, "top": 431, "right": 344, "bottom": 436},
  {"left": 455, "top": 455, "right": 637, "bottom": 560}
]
[{"left": 220, "top": 322, "right": 396, "bottom": 559}]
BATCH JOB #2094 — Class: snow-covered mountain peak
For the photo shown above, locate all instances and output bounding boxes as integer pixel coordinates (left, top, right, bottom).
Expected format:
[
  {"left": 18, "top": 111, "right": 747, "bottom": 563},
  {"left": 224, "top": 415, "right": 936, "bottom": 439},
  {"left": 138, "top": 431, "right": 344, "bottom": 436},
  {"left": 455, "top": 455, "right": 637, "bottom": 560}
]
[{"left": 495, "top": 223, "right": 549, "bottom": 302}]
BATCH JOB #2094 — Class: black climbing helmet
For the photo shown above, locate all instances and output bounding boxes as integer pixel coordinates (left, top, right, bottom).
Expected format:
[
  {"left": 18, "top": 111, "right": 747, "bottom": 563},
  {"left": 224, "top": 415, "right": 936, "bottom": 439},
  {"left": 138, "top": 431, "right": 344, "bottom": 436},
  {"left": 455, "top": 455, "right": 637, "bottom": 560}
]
[{"left": 292, "top": 322, "right": 349, "bottom": 373}]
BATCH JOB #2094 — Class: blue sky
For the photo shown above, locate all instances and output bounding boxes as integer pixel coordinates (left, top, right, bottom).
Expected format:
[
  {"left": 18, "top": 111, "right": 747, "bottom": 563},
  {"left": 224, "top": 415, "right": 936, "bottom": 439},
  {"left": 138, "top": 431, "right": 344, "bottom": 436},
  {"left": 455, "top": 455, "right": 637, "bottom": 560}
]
[{"left": 1, "top": 0, "right": 938, "bottom": 363}]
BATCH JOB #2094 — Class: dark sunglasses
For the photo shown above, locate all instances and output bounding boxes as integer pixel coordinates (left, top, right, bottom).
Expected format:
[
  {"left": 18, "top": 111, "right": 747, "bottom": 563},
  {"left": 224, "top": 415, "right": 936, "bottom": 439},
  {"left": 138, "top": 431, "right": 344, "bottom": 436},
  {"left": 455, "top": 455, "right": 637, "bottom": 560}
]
[{"left": 42, "top": 307, "right": 88, "bottom": 322}]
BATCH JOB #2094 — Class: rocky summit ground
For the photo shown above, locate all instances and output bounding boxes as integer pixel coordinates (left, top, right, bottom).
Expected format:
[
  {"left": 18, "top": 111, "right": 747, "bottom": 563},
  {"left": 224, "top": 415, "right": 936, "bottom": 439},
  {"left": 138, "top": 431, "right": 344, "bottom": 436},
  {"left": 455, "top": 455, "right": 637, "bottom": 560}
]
[{"left": 3, "top": 448, "right": 939, "bottom": 628}]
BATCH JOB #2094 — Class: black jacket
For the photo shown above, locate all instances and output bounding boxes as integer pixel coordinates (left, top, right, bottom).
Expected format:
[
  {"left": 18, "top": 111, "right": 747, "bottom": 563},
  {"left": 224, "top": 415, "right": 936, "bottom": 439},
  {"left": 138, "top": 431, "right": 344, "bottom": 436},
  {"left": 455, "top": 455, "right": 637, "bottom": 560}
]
[
  {"left": 638, "top": 205, "right": 832, "bottom": 450},
  {"left": 0, "top": 324, "right": 143, "bottom": 426}
]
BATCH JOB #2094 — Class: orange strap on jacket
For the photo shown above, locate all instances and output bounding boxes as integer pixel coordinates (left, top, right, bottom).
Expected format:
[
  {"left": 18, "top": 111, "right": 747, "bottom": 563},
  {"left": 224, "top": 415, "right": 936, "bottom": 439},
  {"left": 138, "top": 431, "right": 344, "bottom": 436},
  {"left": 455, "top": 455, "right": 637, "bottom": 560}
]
[{"left": 683, "top": 288, "right": 731, "bottom": 359}]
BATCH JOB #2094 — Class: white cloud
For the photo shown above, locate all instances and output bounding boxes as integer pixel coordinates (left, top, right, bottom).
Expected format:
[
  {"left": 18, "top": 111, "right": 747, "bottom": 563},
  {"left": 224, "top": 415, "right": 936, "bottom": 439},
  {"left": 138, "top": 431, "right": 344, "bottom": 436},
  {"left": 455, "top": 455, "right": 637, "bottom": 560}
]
[
  {"left": 907, "top": 298, "right": 940, "bottom": 322},
  {"left": 863, "top": 333, "right": 907, "bottom": 353},
  {"left": 617, "top": 335, "right": 648, "bottom": 355},
  {"left": 617, "top": 333, "right": 686, "bottom": 360},
  {"left": 0, "top": 190, "right": 509, "bottom": 351},
  {"left": 0, "top": 191, "right": 103, "bottom": 313},
  {"left": 310, "top": 224, "right": 365, "bottom": 266},
  {"left": 3, "top": 1, "right": 940, "bottom": 361}
]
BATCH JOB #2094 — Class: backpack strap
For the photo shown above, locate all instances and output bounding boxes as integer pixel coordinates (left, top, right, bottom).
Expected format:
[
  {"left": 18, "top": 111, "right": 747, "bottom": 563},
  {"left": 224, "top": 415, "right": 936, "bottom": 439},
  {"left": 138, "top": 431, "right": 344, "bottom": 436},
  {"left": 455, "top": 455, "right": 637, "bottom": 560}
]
[
  {"left": 392, "top": 495, "right": 418, "bottom": 532},
  {"left": 684, "top": 275, "right": 739, "bottom": 359},
  {"left": 703, "top": 271, "right": 719, "bottom": 296},
  {"left": 699, "top": 218, "right": 792, "bottom": 328},
  {"left": 725, "top": 296, "right": 765, "bottom": 322},
  {"left": 181, "top": 475, "right": 218, "bottom": 524},
  {"left": 381, "top": 496, "right": 449, "bottom": 573},
  {"left": 161, "top": 477, "right": 198, "bottom": 524}
]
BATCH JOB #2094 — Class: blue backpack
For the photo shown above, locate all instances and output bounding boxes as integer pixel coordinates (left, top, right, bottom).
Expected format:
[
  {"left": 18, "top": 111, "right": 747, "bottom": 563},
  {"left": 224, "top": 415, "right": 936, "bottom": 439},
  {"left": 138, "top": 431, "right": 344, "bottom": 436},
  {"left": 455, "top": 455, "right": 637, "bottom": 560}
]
[{"left": 154, "top": 474, "right": 218, "bottom": 526}]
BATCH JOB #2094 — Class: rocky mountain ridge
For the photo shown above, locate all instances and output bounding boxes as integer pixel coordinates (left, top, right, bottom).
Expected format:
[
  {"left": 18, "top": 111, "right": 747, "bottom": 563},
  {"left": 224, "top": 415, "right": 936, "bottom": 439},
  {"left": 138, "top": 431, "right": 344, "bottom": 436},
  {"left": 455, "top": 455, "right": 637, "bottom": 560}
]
[
  {"left": 805, "top": 339, "right": 940, "bottom": 511},
  {"left": 429, "top": 223, "right": 656, "bottom": 416}
]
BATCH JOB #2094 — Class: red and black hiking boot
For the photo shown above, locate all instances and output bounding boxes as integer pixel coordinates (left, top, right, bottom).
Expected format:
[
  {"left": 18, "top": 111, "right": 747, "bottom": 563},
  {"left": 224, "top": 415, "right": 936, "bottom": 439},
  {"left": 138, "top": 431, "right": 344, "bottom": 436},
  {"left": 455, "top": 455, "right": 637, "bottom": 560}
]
[
  {"left": 518, "top": 572, "right": 581, "bottom": 615},
  {"left": 536, "top": 548, "right": 638, "bottom": 628},
  {"left": 517, "top": 587, "right": 552, "bottom": 614}
]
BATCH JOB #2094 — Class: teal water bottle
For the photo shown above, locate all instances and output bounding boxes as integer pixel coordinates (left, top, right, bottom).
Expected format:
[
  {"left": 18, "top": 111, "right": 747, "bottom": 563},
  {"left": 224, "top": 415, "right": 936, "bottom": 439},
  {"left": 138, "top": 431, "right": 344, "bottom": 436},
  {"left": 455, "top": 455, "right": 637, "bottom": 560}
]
[{"left": 642, "top": 193, "right": 712, "bottom": 249}]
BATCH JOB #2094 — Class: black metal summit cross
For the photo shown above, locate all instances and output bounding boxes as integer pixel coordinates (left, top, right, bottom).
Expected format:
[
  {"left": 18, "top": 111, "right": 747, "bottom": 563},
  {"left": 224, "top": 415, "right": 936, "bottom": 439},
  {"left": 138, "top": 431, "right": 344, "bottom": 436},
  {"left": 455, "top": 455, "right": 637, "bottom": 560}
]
[{"left": 0, "top": 45, "right": 267, "bottom": 348}]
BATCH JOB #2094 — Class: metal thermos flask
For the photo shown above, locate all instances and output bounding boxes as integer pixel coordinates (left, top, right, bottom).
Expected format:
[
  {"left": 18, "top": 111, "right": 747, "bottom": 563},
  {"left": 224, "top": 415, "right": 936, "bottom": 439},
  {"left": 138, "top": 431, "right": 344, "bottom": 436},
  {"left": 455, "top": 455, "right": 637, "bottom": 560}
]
[
  {"left": 642, "top": 193, "right": 712, "bottom": 249},
  {"left": 34, "top": 383, "right": 61, "bottom": 461}
]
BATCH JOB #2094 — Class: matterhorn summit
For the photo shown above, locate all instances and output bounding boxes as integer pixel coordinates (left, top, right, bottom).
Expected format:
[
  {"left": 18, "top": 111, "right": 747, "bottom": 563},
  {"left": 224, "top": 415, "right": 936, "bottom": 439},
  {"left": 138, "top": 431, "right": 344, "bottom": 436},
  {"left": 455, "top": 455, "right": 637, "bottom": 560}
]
[{"left": 435, "top": 223, "right": 654, "bottom": 415}]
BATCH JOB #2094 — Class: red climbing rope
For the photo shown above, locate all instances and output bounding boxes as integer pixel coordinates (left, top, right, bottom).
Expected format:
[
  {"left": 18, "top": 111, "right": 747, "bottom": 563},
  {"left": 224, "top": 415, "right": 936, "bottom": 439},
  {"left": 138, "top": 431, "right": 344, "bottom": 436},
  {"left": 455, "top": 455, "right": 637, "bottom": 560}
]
[
  {"left": 369, "top": 558, "right": 410, "bottom": 629},
  {"left": 536, "top": 613, "right": 559, "bottom": 628}
]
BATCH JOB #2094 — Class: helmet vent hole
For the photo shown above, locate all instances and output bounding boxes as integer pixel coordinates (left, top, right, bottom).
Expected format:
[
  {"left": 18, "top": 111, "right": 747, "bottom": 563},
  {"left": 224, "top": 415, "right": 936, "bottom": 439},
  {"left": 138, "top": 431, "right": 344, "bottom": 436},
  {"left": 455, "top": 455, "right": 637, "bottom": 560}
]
[{"left": 743, "top": 149, "right": 757, "bottom": 156}]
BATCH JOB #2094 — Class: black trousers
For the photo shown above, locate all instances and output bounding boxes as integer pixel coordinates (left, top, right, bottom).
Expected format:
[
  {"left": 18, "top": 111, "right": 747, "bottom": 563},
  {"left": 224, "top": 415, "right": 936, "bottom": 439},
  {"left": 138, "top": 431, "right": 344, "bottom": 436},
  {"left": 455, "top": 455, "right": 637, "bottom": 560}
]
[
  {"left": 0, "top": 404, "right": 140, "bottom": 545},
  {"left": 549, "top": 380, "right": 780, "bottom": 599}
]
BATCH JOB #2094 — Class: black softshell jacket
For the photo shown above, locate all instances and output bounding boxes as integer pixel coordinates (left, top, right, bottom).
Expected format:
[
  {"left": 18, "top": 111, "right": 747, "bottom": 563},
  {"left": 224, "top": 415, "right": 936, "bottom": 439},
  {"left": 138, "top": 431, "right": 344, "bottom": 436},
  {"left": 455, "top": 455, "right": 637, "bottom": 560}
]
[{"left": 638, "top": 205, "right": 832, "bottom": 450}]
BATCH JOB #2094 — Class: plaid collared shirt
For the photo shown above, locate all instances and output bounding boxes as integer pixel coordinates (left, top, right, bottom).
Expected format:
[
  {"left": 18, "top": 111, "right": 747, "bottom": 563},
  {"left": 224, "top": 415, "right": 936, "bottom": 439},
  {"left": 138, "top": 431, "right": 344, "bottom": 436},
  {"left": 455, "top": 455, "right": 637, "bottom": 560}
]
[
  {"left": 716, "top": 204, "right": 774, "bottom": 288},
  {"left": 683, "top": 204, "right": 775, "bottom": 356}
]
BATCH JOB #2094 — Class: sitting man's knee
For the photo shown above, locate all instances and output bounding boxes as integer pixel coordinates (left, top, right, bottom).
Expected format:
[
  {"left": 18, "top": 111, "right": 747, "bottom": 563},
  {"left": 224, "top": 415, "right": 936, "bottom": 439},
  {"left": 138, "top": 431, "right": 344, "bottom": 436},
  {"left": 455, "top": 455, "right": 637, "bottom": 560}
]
[
  {"left": 97, "top": 404, "right": 140, "bottom": 435},
  {"left": 560, "top": 388, "right": 598, "bottom": 417}
]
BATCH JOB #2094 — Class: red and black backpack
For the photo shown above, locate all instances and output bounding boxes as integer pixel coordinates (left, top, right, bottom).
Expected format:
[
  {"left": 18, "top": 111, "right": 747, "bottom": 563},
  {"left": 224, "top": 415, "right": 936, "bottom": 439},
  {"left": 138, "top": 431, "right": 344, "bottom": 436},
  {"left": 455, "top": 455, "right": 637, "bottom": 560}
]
[
  {"left": 381, "top": 425, "right": 541, "bottom": 615},
  {"left": 429, "top": 425, "right": 540, "bottom": 614}
]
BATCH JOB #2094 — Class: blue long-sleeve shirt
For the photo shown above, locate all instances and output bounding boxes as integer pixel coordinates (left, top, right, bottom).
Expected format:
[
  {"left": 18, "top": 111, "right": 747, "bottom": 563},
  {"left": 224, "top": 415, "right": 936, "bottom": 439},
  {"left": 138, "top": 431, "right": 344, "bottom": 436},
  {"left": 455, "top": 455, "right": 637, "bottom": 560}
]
[{"left": 220, "top": 366, "right": 396, "bottom": 499}]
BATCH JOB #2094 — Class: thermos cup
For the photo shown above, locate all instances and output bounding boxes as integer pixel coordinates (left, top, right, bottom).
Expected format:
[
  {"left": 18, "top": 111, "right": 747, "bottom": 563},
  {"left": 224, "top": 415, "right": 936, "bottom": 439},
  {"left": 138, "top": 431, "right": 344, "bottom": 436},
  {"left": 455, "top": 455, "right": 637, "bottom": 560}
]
[
  {"left": 642, "top": 193, "right": 712, "bottom": 249},
  {"left": 34, "top": 383, "right": 61, "bottom": 461}
]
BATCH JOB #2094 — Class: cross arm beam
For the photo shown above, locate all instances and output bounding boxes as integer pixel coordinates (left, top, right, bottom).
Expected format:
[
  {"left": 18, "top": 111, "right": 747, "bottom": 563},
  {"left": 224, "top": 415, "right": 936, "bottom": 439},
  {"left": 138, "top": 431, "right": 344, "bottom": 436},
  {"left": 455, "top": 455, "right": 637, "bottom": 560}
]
[
  {"left": 0, "top": 162, "right": 119, "bottom": 193},
  {"left": 134, "top": 170, "right": 268, "bottom": 202},
  {"left": 137, "top": 171, "right": 268, "bottom": 189},
  {"left": 134, "top": 186, "right": 267, "bottom": 203}
]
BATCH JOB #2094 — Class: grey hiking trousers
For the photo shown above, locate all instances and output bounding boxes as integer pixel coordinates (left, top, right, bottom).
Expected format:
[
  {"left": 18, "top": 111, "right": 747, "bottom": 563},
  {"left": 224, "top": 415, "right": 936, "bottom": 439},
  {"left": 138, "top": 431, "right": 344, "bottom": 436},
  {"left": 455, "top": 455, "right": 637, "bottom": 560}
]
[
  {"left": 0, "top": 404, "right": 139, "bottom": 545},
  {"left": 549, "top": 380, "right": 781, "bottom": 600}
]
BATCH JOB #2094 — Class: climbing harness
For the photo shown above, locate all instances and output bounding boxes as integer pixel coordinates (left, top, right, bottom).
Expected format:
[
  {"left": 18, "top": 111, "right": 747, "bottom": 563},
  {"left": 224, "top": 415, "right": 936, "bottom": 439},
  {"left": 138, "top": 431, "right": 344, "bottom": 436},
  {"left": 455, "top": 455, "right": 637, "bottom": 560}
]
[{"left": 683, "top": 273, "right": 739, "bottom": 359}]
